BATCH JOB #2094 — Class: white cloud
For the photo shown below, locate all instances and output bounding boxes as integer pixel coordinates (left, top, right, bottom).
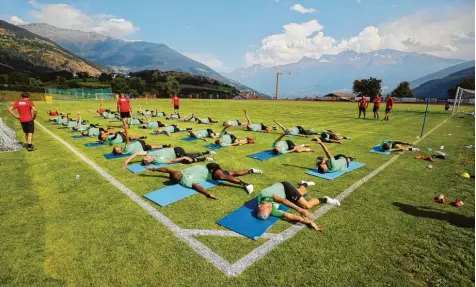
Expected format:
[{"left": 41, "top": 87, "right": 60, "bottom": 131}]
[
  {"left": 8, "top": 16, "right": 28, "bottom": 25},
  {"left": 183, "top": 53, "right": 228, "bottom": 72},
  {"left": 356, "top": 0, "right": 361, "bottom": 3},
  {"left": 246, "top": 6, "right": 474, "bottom": 67},
  {"left": 290, "top": 4, "right": 317, "bottom": 14},
  {"left": 27, "top": 0, "right": 138, "bottom": 38}
]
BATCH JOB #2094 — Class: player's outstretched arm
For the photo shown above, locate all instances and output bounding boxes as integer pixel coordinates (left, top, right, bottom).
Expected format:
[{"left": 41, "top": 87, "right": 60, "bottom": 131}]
[{"left": 192, "top": 183, "right": 217, "bottom": 199}]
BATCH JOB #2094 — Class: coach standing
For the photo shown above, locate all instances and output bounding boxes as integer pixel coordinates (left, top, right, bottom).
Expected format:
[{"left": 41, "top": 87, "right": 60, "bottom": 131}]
[
  {"left": 172, "top": 95, "right": 180, "bottom": 113},
  {"left": 8, "top": 92, "right": 37, "bottom": 151},
  {"left": 117, "top": 93, "right": 132, "bottom": 128}
]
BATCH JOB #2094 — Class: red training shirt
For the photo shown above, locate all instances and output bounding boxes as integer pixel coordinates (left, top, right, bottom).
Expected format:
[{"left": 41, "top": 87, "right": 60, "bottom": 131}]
[
  {"left": 172, "top": 96, "right": 180, "bottom": 106},
  {"left": 359, "top": 98, "right": 368, "bottom": 108},
  {"left": 12, "top": 98, "right": 35, "bottom": 123},
  {"left": 117, "top": 97, "right": 131, "bottom": 112},
  {"left": 373, "top": 96, "right": 381, "bottom": 108},
  {"left": 386, "top": 97, "right": 394, "bottom": 109}
]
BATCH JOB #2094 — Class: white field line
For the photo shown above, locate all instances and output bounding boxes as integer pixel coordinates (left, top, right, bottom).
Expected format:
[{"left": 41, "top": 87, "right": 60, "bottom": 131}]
[
  {"left": 34, "top": 113, "right": 451, "bottom": 278},
  {"left": 225, "top": 115, "right": 452, "bottom": 276}
]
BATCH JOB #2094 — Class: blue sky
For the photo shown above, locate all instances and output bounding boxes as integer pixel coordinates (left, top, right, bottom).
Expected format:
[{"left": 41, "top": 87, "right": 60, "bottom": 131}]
[{"left": 1, "top": 0, "right": 474, "bottom": 72}]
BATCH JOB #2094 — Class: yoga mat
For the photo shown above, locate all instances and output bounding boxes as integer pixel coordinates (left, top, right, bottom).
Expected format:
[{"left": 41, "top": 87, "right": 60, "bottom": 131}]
[
  {"left": 370, "top": 145, "right": 391, "bottom": 155},
  {"left": 181, "top": 137, "right": 199, "bottom": 142},
  {"left": 144, "top": 181, "right": 220, "bottom": 207},
  {"left": 103, "top": 153, "right": 130, "bottom": 159},
  {"left": 72, "top": 135, "right": 87, "bottom": 139},
  {"left": 127, "top": 162, "right": 178, "bottom": 174},
  {"left": 217, "top": 197, "right": 290, "bottom": 240},
  {"left": 84, "top": 142, "right": 104, "bottom": 147},
  {"left": 247, "top": 150, "right": 282, "bottom": 161},
  {"left": 150, "top": 130, "right": 189, "bottom": 136},
  {"left": 306, "top": 161, "right": 365, "bottom": 180},
  {"left": 204, "top": 144, "right": 223, "bottom": 150}
]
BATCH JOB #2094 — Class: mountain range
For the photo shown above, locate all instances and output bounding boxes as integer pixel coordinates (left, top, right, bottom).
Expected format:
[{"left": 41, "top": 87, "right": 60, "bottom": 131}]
[
  {"left": 412, "top": 67, "right": 475, "bottom": 99},
  {"left": 0, "top": 20, "right": 109, "bottom": 76},
  {"left": 410, "top": 60, "right": 475, "bottom": 88},
  {"left": 21, "top": 23, "right": 256, "bottom": 93},
  {"left": 225, "top": 50, "right": 466, "bottom": 98}
]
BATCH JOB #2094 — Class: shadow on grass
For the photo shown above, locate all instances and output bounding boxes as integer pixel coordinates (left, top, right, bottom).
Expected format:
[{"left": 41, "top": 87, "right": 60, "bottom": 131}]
[
  {"left": 282, "top": 163, "right": 313, "bottom": 171},
  {"left": 392, "top": 202, "right": 475, "bottom": 228}
]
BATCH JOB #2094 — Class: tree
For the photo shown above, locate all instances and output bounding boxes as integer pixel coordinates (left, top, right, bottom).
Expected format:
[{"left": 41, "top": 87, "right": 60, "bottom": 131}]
[
  {"left": 8, "top": 71, "right": 30, "bottom": 86},
  {"left": 391, "top": 81, "right": 414, "bottom": 98},
  {"left": 446, "top": 77, "right": 475, "bottom": 99},
  {"left": 129, "top": 77, "right": 146, "bottom": 95},
  {"left": 56, "top": 76, "right": 68, "bottom": 89},
  {"left": 111, "top": 77, "right": 129, "bottom": 93},
  {"left": 162, "top": 76, "right": 181, "bottom": 98},
  {"left": 99, "top": 73, "right": 112, "bottom": 82},
  {"left": 0, "top": 75, "right": 8, "bottom": 85},
  {"left": 150, "top": 71, "right": 162, "bottom": 93},
  {"left": 77, "top": 72, "right": 89, "bottom": 79},
  {"left": 352, "top": 77, "right": 382, "bottom": 99}
]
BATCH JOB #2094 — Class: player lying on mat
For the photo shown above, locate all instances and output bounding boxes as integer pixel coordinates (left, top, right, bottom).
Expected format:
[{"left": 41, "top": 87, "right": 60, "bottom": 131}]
[
  {"left": 47, "top": 109, "right": 61, "bottom": 116},
  {"left": 78, "top": 125, "right": 112, "bottom": 137},
  {"left": 255, "top": 181, "right": 340, "bottom": 231},
  {"left": 153, "top": 124, "right": 192, "bottom": 136},
  {"left": 244, "top": 109, "right": 275, "bottom": 132},
  {"left": 215, "top": 124, "right": 254, "bottom": 147},
  {"left": 165, "top": 113, "right": 181, "bottom": 120},
  {"left": 99, "top": 130, "right": 147, "bottom": 145},
  {"left": 274, "top": 120, "right": 317, "bottom": 137},
  {"left": 379, "top": 140, "right": 417, "bottom": 152},
  {"left": 121, "top": 147, "right": 216, "bottom": 167},
  {"left": 310, "top": 130, "right": 349, "bottom": 144},
  {"left": 137, "top": 106, "right": 166, "bottom": 117},
  {"left": 146, "top": 163, "right": 263, "bottom": 199},
  {"left": 223, "top": 119, "right": 246, "bottom": 127},
  {"left": 182, "top": 114, "right": 198, "bottom": 122},
  {"left": 62, "top": 112, "right": 87, "bottom": 128},
  {"left": 196, "top": 117, "right": 220, "bottom": 124},
  {"left": 315, "top": 137, "right": 355, "bottom": 173},
  {"left": 112, "top": 125, "right": 169, "bottom": 155},
  {"left": 189, "top": 128, "right": 217, "bottom": 140},
  {"left": 137, "top": 113, "right": 167, "bottom": 129},
  {"left": 272, "top": 132, "right": 315, "bottom": 154},
  {"left": 101, "top": 111, "right": 118, "bottom": 119}
]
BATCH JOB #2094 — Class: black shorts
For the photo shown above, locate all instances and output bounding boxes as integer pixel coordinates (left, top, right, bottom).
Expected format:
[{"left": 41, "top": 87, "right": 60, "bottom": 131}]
[
  {"left": 174, "top": 147, "right": 186, "bottom": 157},
  {"left": 171, "top": 125, "right": 180, "bottom": 132},
  {"left": 229, "top": 133, "right": 238, "bottom": 143},
  {"left": 385, "top": 108, "right": 392, "bottom": 113},
  {"left": 206, "top": 163, "right": 230, "bottom": 180},
  {"left": 20, "top": 121, "right": 34, "bottom": 134},
  {"left": 137, "top": 139, "right": 152, "bottom": 151},
  {"left": 157, "top": 121, "right": 165, "bottom": 128},
  {"left": 285, "top": 140, "right": 295, "bottom": 150},
  {"left": 206, "top": 129, "right": 215, "bottom": 137},
  {"left": 236, "top": 120, "right": 241, "bottom": 126},
  {"left": 118, "top": 132, "right": 127, "bottom": 142},
  {"left": 174, "top": 105, "right": 180, "bottom": 110},
  {"left": 120, "top": 112, "right": 131, "bottom": 119},
  {"left": 359, "top": 107, "right": 366, "bottom": 112},
  {"left": 281, "top": 181, "right": 302, "bottom": 204},
  {"left": 373, "top": 106, "right": 380, "bottom": 112}
]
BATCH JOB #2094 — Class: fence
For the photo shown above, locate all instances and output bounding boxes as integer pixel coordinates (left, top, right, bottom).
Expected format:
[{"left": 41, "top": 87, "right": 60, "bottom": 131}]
[{"left": 46, "top": 88, "right": 114, "bottom": 100}]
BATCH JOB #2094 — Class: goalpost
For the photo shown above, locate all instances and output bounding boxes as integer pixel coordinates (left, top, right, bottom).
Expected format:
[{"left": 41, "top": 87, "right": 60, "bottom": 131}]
[
  {"left": 0, "top": 118, "right": 22, "bottom": 152},
  {"left": 452, "top": 87, "right": 475, "bottom": 116}
]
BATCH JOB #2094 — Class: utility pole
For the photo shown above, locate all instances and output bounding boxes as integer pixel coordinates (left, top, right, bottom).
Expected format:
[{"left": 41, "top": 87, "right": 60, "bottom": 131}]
[{"left": 275, "top": 72, "right": 282, "bottom": 100}]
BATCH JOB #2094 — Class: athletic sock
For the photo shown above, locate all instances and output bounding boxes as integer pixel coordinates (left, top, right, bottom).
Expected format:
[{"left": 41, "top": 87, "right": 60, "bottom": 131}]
[
  {"left": 324, "top": 196, "right": 341, "bottom": 206},
  {"left": 192, "top": 157, "right": 206, "bottom": 162},
  {"left": 300, "top": 181, "right": 315, "bottom": 187}
]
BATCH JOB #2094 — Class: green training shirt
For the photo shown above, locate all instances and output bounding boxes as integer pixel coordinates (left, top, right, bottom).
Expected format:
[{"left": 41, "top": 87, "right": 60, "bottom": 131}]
[
  {"left": 88, "top": 127, "right": 100, "bottom": 137},
  {"left": 180, "top": 165, "right": 212, "bottom": 188},
  {"left": 327, "top": 157, "right": 348, "bottom": 172},
  {"left": 147, "top": 121, "right": 159, "bottom": 129},
  {"left": 123, "top": 141, "right": 143, "bottom": 155},
  {"left": 257, "top": 183, "right": 287, "bottom": 218},
  {"left": 193, "top": 130, "right": 209, "bottom": 138},
  {"left": 273, "top": 140, "right": 289, "bottom": 154},
  {"left": 150, "top": 148, "right": 176, "bottom": 164},
  {"left": 288, "top": 126, "right": 300, "bottom": 135},
  {"left": 105, "top": 133, "right": 124, "bottom": 145},
  {"left": 250, "top": 123, "right": 262, "bottom": 132}
]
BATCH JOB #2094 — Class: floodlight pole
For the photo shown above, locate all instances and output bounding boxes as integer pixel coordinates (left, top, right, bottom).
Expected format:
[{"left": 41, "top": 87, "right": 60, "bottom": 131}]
[{"left": 420, "top": 96, "right": 430, "bottom": 138}]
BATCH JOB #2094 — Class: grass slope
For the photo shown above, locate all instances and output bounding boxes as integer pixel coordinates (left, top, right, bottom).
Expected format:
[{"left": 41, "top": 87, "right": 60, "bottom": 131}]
[{"left": 0, "top": 99, "right": 473, "bottom": 286}]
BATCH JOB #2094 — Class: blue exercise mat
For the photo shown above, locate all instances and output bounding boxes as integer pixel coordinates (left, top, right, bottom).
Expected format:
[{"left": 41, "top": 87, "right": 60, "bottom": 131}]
[
  {"left": 127, "top": 162, "right": 177, "bottom": 174},
  {"left": 306, "top": 161, "right": 365, "bottom": 180},
  {"left": 150, "top": 130, "right": 189, "bottom": 136},
  {"left": 181, "top": 137, "right": 199, "bottom": 142},
  {"left": 144, "top": 181, "right": 220, "bottom": 207},
  {"left": 103, "top": 153, "right": 130, "bottom": 159},
  {"left": 84, "top": 142, "right": 105, "bottom": 147},
  {"left": 370, "top": 145, "right": 391, "bottom": 155},
  {"left": 204, "top": 144, "right": 223, "bottom": 150},
  {"left": 72, "top": 135, "right": 87, "bottom": 139},
  {"left": 247, "top": 150, "right": 282, "bottom": 161},
  {"left": 217, "top": 197, "right": 290, "bottom": 240}
]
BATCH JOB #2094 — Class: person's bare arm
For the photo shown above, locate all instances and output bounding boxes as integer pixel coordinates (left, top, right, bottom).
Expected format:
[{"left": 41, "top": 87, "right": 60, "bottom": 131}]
[
  {"left": 394, "top": 140, "right": 412, "bottom": 146},
  {"left": 123, "top": 121, "right": 131, "bottom": 144},
  {"left": 244, "top": 109, "right": 251, "bottom": 124},
  {"left": 273, "top": 194, "right": 313, "bottom": 220},
  {"left": 146, "top": 167, "right": 174, "bottom": 173},
  {"left": 192, "top": 183, "right": 217, "bottom": 199},
  {"left": 314, "top": 137, "right": 333, "bottom": 158},
  {"left": 282, "top": 212, "right": 322, "bottom": 232},
  {"left": 8, "top": 106, "right": 18, "bottom": 119},
  {"left": 275, "top": 133, "right": 287, "bottom": 142},
  {"left": 128, "top": 102, "right": 132, "bottom": 113},
  {"left": 168, "top": 157, "right": 190, "bottom": 164},
  {"left": 122, "top": 151, "right": 148, "bottom": 168},
  {"left": 31, "top": 106, "right": 38, "bottom": 120},
  {"left": 273, "top": 119, "right": 287, "bottom": 132}
]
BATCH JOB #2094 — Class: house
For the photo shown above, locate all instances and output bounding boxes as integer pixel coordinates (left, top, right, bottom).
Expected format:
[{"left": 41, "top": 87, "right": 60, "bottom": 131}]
[{"left": 323, "top": 93, "right": 358, "bottom": 101}]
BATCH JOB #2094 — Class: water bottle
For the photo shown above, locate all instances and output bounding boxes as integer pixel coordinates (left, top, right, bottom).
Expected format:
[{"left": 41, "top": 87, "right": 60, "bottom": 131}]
[
  {"left": 428, "top": 165, "right": 433, "bottom": 169},
  {"left": 75, "top": 174, "right": 80, "bottom": 180}
]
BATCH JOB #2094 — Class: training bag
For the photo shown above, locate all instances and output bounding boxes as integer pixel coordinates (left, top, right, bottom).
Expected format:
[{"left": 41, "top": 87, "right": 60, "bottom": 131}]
[{"left": 0, "top": 117, "right": 22, "bottom": 152}]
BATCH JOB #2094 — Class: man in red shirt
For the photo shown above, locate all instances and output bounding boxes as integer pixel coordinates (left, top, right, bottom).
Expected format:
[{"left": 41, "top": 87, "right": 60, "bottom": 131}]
[
  {"left": 384, "top": 95, "right": 394, "bottom": 121},
  {"left": 373, "top": 94, "right": 382, "bottom": 120},
  {"left": 357, "top": 96, "right": 369, "bottom": 119},
  {"left": 172, "top": 95, "right": 180, "bottom": 113},
  {"left": 117, "top": 93, "right": 132, "bottom": 127},
  {"left": 8, "top": 92, "right": 38, "bottom": 151}
]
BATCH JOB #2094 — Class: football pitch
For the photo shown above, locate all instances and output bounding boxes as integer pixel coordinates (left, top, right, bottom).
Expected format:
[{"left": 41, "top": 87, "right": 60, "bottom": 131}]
[{"left": 0, "top": 99, "right": 474, "bottom": 286}]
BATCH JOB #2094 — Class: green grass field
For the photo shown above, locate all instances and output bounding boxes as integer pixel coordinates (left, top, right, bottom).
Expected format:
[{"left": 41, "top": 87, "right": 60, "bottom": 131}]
[{"left": 0, "top": 98, "right": 474, "bottom": 286}]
